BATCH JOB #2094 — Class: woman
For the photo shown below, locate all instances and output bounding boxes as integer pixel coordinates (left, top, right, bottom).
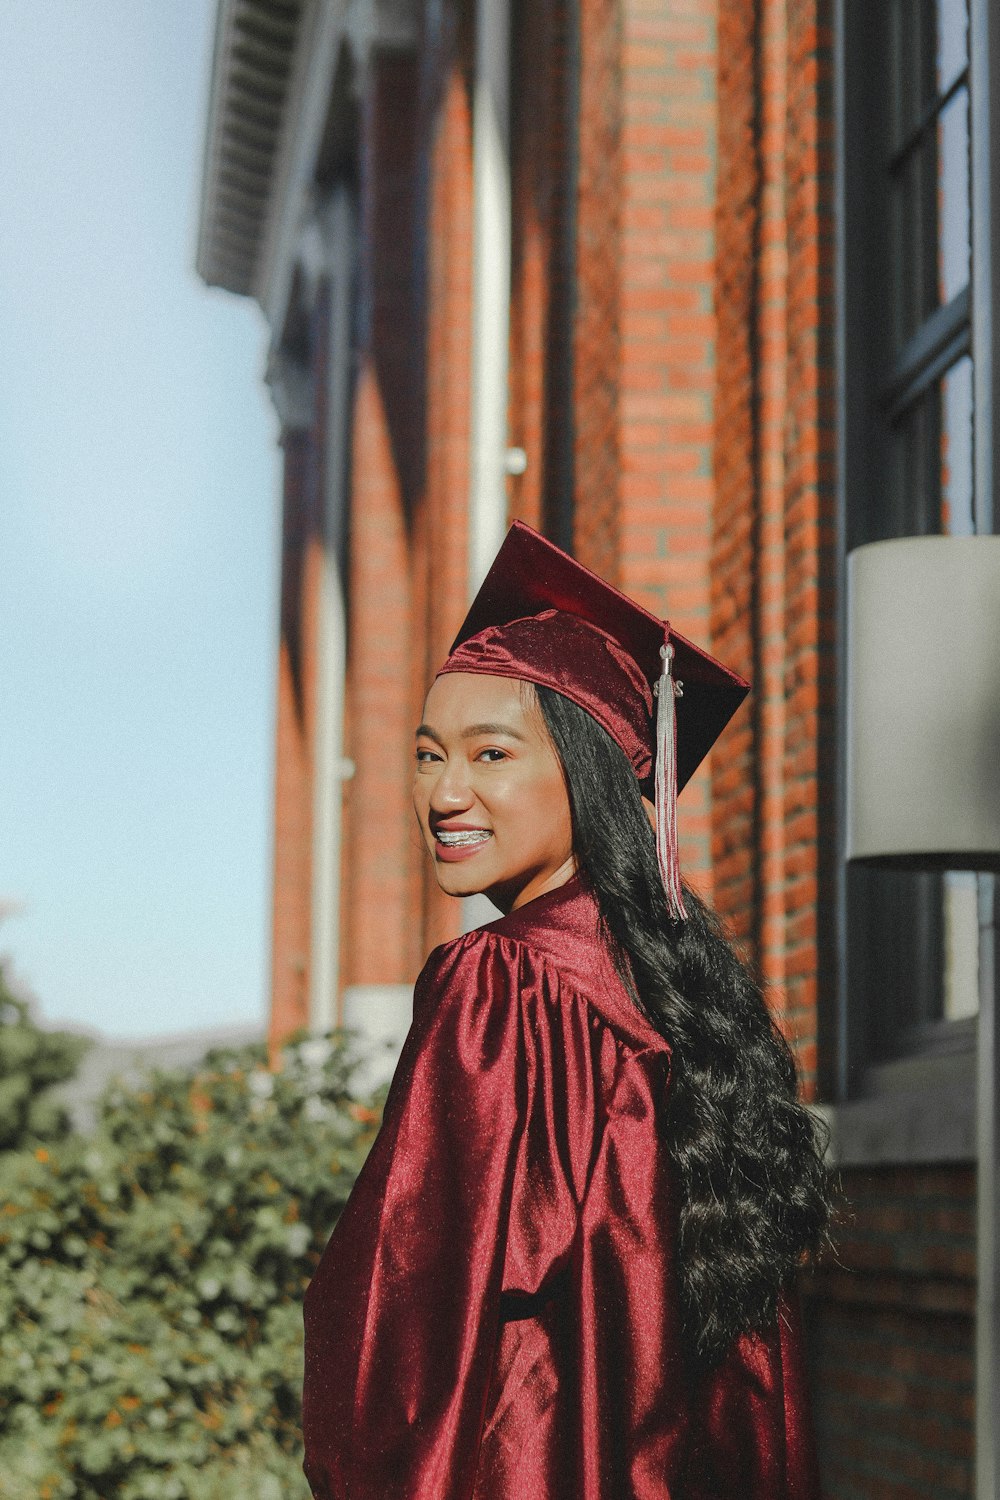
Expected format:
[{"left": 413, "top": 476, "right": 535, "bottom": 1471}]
[{"left": 302, "top": 522, "right": 828, "bottom": 1499}]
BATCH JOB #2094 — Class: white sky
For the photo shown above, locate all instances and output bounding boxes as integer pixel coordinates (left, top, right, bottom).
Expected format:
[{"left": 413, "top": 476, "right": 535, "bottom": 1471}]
[{"left": 0, "top": 1, "right": 280, "bottom": 1038}]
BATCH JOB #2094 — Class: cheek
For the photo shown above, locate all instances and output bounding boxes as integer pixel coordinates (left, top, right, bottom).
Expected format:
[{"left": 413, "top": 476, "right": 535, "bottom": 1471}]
[
  {"left": 412, "top": 772, "right": 431, "bottom": 822},
  {"left": 501, "top": 765, "right": 572, "bottom": 851},
  {"left": 547, "top": 779, "right": 574, "bottom": 850}
]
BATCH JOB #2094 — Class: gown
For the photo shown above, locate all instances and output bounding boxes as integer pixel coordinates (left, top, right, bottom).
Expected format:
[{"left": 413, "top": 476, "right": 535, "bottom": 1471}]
[{"left": 302, "top": 875, "right": 820, "bottom": 1500}]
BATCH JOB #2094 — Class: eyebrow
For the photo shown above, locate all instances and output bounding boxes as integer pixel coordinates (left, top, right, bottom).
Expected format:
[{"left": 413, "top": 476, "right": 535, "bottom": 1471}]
[{"left": 416, "top": 721, "right": 528, "bottom": 744}]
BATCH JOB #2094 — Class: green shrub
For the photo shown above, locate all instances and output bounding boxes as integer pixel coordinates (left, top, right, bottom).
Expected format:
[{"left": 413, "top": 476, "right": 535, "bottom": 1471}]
[
  {"left": 0, "top": 1035, "right": 381, "bottom": 1499},
  {"left": 0, "top": 963, "right": 91, "bottom": 1152}
]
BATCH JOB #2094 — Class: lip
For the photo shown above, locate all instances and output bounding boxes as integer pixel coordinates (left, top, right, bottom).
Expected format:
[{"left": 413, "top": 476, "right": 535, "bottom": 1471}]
[{"left": 432, "top": 825, "right": 494, "bottom": 863}]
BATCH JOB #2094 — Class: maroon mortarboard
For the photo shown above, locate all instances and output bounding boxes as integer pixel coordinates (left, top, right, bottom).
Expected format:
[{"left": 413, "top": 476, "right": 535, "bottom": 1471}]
[{"left": 437, "top": 521, "right": 748, "bottom": 920}]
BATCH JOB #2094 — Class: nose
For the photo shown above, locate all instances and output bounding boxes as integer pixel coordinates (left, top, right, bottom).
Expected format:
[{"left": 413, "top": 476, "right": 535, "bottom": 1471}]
[{"left": 428, "top": 755, "right": 476, "bottom": 814}]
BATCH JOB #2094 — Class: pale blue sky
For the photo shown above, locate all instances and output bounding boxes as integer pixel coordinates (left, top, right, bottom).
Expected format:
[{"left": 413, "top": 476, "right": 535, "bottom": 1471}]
[{"left": 0, "top": 2, "right": 280, "bottom": 1037}]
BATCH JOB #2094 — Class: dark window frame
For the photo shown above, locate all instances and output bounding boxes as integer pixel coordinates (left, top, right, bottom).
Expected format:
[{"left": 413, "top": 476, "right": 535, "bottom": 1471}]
[{"left": 834, "top": 0, "right": 981, "bottom": 1100}]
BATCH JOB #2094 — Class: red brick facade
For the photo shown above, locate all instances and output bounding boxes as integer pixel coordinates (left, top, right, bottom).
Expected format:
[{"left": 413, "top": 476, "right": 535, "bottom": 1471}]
[
  {"left": 807, "top": 1167, "right": 976, "bottom": 1496},
  {"left": 252, "top": 2, "right": 976, "bottom": 1493},
  {"left": 413, "top": 2, "right": 476, "bottom": 955},
  {"left": 507, "top": 0, "right": 575, "bottom": 544},
  {"left": 268, "top": 428, "right": 319, "bottom": 1053},
  {"left": 713, "top": 0, "right": 837, "bottom": 1086},
  {"left": 342, "top": 52, "right": 424, "bottom": 988}
]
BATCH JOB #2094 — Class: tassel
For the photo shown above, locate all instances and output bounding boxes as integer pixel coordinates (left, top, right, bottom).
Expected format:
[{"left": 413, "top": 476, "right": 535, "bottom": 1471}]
[{"left": 654, "top": 638, "right": 687, "bottom": 921}]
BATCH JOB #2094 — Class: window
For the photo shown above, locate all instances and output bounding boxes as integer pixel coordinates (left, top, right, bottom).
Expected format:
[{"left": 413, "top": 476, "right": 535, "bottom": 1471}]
[{"left": 840, "top": 0, "right": 979, "bottom": 1089}]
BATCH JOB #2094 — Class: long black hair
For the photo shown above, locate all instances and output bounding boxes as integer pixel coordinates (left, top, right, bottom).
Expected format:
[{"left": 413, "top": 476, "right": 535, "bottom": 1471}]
[{"left": 534, "top": 683, "right": 830, "bottom": 1370}]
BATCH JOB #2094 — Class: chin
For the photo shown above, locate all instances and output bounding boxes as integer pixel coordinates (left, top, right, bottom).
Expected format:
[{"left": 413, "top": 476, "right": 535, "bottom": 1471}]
[{"left": 433, "top": 865, "right": 493, "bottom": 899}]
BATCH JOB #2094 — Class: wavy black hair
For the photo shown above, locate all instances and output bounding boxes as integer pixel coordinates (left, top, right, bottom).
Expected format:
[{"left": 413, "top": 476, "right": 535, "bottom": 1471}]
[{"left": 534, "top": 683, "right": 830, "bottom": 1370}]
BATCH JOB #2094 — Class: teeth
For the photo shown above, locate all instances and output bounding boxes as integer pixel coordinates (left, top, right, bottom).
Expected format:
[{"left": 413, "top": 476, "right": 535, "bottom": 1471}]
[{"left": 436, "top": 829, "right": 492, "bottom": 847}]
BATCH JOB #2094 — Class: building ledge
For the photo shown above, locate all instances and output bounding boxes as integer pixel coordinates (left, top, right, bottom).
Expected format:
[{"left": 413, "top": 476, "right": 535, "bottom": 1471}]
[{"left": 817, "top": 1072, "right": 976, "bottom": 1168}]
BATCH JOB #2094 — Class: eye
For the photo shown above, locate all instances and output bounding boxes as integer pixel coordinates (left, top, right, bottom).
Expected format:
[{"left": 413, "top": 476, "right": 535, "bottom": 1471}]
[
  {"left": 476, "top": 747, "right": 508, "bottom": 763},
  {"left": 415, "top": 747, "right": 442, "bottom": 766}
]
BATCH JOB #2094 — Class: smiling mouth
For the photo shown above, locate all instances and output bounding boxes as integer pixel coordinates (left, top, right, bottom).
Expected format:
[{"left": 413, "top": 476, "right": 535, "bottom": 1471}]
[{"left": 435, "top": 829, "right": 493, "bottom": 847}]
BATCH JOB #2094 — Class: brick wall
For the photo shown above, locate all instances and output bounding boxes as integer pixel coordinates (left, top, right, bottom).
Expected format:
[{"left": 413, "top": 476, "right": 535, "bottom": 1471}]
[
  {"left": 807, "top": 1167, "right": 975, "bottom": 1498},
  {"left": 617, "top": 0, "right": 718, "bottom": 890},
  {"left": 710, "top": 0, "right": 759, "bottom": 942},
  {"left": 265, "top": 20, "right": 475, "bottom": 1016},
  {"left": 412, "top": 0, "right": 476, "bottom": 958},
  {"left": 781, "top": 0, "right": 836, "bottom": 1087},
  {"left": 341, "top": 50, "right": 422, "bottom": 988},
  {"left": 268, "top": 421, "right": 321, "bottom": 1052},
  {"left": 573, "top": 0, "right": 623, "bottom": 583},
  {"left": 713, "top": 0, "right": 834, "bottom": 1083},
  {"left": 507, "top": 0, "right": 576, "bottom": 548},
  {"left": 571, "top": 0, "right": 719, "bottom": 887}
]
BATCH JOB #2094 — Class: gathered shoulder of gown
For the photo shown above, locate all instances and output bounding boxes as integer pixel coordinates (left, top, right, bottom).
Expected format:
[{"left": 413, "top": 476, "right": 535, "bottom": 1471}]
[{"left": 302, "top": 875, "right": 820, "bottom": 1500}]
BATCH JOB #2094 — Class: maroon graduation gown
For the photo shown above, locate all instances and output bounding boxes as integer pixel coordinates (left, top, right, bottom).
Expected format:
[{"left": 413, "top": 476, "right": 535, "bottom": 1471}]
[{"left": 302, "top": 876, "right": 820, "bottom": 1499}]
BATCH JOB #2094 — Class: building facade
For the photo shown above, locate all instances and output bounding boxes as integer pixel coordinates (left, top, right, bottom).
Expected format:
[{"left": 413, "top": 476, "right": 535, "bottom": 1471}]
[{"left": 197, "top": 0, "right": 1000, "bottom": 1493}]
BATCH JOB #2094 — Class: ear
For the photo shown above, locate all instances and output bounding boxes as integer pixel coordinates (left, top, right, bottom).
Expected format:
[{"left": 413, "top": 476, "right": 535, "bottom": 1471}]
[{"left": 641, "top": 795, "right": 657, "bottom": 833}]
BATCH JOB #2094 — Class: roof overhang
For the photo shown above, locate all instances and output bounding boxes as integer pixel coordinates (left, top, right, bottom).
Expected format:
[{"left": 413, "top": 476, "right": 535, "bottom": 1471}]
[
  {"left": 197, "top": 0, "right": 419, "bottom": 329},
  {"left": 196, "top": 0, "right": 311, "bottom": 299}
]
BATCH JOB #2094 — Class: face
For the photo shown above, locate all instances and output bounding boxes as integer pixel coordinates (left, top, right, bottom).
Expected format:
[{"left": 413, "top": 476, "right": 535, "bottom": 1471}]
[{"left": 413, "top": 673, "right": 576, "bottom": 913}]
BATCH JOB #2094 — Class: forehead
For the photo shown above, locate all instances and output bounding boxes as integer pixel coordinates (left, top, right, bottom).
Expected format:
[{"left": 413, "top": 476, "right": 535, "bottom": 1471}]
[{"left": 421, "top": 672, "right": 538, "bottom": 730}]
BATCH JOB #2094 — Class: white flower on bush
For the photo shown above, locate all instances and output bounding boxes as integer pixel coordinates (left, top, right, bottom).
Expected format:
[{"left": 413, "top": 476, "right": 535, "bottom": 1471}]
[
  {"left": 248, "top": 1069, "right": 274, "bottom": 1099},
  {"left": 302, "top": 1096, "right": 333, "bottom": 1123},
  {"left": 230, "top": 1265, "right": 256, "bottom": 1303},
  {"left": 297, "top": 1037, "right": 333, "bottom": 1070},
  {"left": 286, "top": 1222, "right": 311, "bottom": 1257}
]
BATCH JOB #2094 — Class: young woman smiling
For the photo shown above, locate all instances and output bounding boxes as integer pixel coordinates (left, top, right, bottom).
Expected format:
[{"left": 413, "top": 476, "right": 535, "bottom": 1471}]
[
  {"left": 413, "top": 672, "right": 577, "bottom": 913},
  {"left": 302, "top": 523, "right": 829, "bottom": 1500}
]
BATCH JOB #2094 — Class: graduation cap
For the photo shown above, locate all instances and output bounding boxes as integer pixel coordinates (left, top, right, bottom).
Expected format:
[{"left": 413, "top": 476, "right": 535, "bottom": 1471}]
[{"left": 438, "top": 521, "right": 749, "bottom": 920}]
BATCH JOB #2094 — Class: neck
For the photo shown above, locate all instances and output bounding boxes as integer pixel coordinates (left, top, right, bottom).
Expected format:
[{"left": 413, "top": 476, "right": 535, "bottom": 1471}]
[{"left": 489, "top": 855, "right": 578, "bottom": 916}]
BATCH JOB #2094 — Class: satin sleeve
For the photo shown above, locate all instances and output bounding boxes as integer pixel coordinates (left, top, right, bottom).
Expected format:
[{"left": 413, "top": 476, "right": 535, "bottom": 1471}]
[{"left": 301, "top": 930, "right": 557, "bottom": 1500}]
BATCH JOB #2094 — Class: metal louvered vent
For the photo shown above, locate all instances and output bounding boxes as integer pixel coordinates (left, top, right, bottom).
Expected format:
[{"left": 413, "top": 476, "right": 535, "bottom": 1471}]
[{"left": 197, "top": 0, "right": 309, "bottom": 296}]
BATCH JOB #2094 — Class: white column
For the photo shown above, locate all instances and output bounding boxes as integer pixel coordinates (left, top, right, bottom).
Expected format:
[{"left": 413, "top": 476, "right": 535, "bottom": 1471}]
[
  {"left": 462, "top": 0, "right": 512, "bottom": 934},
  {"left": 308, "top": 186, "right": 357, "bottom": 1034},
  {"left": 467, "top": 0, "right": 512, "bottom": 596}
]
